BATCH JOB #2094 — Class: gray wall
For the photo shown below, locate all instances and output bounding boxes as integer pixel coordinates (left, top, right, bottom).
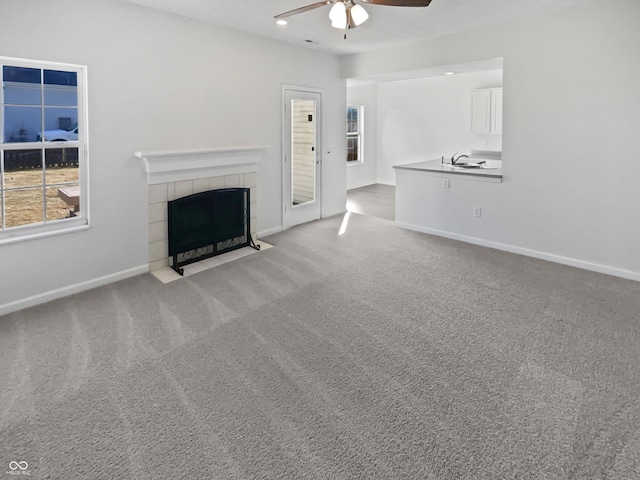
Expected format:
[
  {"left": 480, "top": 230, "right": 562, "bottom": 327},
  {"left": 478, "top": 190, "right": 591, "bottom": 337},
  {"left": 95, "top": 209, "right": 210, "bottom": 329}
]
[
  {"left": 342, "top": 0, "right": 640, "bottom": 279},
  {"left": 0, "top": 0, "right": 346, "bottom": 311}
]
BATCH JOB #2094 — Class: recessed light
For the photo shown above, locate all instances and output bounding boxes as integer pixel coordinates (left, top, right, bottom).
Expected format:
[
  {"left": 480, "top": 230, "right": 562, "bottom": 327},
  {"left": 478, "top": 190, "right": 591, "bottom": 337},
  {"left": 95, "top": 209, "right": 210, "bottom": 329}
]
[
  {"left": 276, "top": 19, "right": 287, "bottom": 26},
  {"left": 445, "top": 72, "right": 455, "bottom": 76}
]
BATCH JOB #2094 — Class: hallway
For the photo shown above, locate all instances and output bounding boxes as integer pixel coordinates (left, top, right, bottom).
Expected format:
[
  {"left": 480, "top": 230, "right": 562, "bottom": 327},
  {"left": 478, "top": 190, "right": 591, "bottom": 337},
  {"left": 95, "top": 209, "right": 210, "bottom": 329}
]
[{"left": 346, "top": 184, "right": 395, "bottom": 222}]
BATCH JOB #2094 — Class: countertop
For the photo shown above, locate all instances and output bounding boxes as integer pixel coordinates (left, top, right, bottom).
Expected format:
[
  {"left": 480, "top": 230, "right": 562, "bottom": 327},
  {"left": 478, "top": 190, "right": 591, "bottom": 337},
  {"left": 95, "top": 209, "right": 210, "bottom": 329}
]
[{"left": 393, "top": 152, "right": 502, "bottom": 180}]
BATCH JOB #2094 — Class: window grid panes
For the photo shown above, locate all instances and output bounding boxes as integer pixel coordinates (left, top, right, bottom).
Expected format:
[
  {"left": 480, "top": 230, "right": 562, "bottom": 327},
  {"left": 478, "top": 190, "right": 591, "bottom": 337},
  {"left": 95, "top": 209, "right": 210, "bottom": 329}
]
[
  {"left": 0, "top": 57, "right": 85, "bottom": 236},
  {"left": 347, "top": 105, "right": 362, "bottom": 163}
]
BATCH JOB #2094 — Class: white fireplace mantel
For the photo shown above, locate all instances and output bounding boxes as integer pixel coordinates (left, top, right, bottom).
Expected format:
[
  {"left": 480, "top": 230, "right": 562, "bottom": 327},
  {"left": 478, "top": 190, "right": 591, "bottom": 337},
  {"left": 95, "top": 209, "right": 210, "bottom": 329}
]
[{"left": 135, "top": 146, "right": 269, "bottom": 185}]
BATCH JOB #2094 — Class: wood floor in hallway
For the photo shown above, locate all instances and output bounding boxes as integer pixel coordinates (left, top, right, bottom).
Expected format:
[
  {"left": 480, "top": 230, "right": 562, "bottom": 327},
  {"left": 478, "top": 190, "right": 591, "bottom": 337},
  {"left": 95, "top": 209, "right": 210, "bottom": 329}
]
[{"left": 346, "top": 183, "right": 395, "bottom": 222}]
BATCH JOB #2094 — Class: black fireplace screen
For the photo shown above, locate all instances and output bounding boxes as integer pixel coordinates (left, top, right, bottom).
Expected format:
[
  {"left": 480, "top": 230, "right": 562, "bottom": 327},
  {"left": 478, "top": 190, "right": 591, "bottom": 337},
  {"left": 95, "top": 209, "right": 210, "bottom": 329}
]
[{"left": 167, "top": 187, "right": 259, "bottom": 275}]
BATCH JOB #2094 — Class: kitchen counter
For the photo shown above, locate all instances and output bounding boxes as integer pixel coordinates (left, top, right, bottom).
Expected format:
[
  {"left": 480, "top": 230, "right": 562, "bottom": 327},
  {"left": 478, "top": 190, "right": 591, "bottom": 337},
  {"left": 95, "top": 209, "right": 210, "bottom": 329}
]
[
  {"left": 393, "top": 151, "right": 504, "bottom": 247},
  {"left": 393, "top": 150, "right": 502, "bottom": 182},
  {"left": 394, "top": 158, "right": 502, "bottom": 181}
]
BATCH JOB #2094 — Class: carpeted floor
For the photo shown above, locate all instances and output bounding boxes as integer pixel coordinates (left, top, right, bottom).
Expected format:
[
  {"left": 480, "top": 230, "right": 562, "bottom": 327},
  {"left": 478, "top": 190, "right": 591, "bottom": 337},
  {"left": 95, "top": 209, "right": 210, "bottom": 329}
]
[{"left": 1, "top": 213, "right": 640, "bottom": 479}]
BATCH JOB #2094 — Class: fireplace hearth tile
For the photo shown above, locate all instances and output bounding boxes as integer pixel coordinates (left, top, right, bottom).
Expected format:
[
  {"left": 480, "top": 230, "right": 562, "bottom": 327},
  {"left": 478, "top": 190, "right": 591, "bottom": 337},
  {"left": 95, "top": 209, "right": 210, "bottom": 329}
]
[
  {"left": 149, "top": 221, "right": 167, "bottom": 244},
  {"left": 149, "top": 239, "right": 168, "bottom": 263},
  {"left": 244, "top": 172, "right": 257, "bottom": 188},
  {"left": 149, "top": 202, "right": 167, "bottom": 224},
  {"left": 148, "top": 184, "right": 167, "bottom": 204},
  {"left": 193, "top": 178, "right": 210, "bottom": 194},
  {"left": 151, "top": 266, "right": 183, "bottom": 283},
  {"left": 209, "top": 177, "right": 225, "bottom": 191},
  {"left": 175, "top": 180, "right": 193, "bottom": 199},
  {"left": 150, "top": 241, "right": 273, "bottom": 284}
]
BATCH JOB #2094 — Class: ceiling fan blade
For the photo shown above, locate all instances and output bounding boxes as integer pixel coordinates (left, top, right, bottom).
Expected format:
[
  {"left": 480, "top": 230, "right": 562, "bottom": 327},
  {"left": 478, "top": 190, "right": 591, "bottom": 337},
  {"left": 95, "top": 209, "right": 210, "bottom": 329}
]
[
  {"left": 275, "top": 0, "right": 334, "bottom": 19},
  {"left": 361, "top": 0, "right": 431, "bottom": 6}
]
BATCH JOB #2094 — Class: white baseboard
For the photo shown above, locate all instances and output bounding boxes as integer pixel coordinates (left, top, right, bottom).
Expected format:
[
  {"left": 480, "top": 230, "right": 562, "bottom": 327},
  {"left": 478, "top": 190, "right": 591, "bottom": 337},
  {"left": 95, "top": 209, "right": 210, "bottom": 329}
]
[
  {"left": 0, "top": 265, "right": 149, "bottom": 317},
  {"left": 347, "top": 180, "right": 377, "bottom": 190},
  {"left": 261, "top": 210, "right": 347, "bottom": 237},
  {"left": 323, "top": 208, "right": 348, "bottom": 219},
  {"left": 258, "top": 225, "right": 284, "bottom": 238},
  {"left": 395, "top": 221, "right": 640, "bottom": 283}
]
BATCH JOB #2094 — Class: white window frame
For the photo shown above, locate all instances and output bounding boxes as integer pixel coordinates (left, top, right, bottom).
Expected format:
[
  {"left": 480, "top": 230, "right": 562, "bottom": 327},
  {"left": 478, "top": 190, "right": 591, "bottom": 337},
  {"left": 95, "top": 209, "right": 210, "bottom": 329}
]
[
  {"left": 347, "top": 105, "right": 363, "bottom": 165},
  {"left": 0, "top": 56, "right": 89, "bottom": 245}
]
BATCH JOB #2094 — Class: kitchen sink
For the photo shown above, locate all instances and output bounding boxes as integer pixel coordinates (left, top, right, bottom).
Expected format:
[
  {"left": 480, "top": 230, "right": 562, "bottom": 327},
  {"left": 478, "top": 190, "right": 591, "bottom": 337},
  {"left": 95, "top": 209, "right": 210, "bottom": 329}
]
[{"left": 452, "top": 163, "right": 485, "bottom": 169}]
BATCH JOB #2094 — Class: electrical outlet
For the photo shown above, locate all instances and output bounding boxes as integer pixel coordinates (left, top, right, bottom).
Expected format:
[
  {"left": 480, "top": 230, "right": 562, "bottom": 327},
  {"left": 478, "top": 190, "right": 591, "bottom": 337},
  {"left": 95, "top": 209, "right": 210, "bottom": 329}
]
[
  {"left": 473, "top": 206, "right": 482, "bottom": 217},
  {"left": 442, "top": 179, "right": 450, "bottom": 189}
]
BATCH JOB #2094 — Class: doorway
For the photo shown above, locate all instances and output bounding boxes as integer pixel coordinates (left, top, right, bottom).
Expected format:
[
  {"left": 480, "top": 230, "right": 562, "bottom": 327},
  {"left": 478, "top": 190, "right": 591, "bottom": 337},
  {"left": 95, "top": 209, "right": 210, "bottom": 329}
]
[{"left": 283, "top": 88, "right": 322, "bottom": 228}]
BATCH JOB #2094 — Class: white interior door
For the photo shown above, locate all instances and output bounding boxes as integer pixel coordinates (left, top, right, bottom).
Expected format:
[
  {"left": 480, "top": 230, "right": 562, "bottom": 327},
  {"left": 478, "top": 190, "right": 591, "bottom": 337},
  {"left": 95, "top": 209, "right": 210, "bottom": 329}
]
[{"left": 283, "top": 89, "right": 322, "bottom": 228}]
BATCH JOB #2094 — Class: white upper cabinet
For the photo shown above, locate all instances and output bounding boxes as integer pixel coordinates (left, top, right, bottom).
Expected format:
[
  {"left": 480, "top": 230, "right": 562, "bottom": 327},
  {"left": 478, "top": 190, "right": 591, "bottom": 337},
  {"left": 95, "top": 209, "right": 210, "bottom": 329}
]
[
  {"left": 471, "top": 88, "right": 502, "bottom": 134},
  {"left": 491, "top": 88, "right": 503, "bottom": 134},
  {"left": 471, "top": 89, "right": 491, "bottom": 134}
]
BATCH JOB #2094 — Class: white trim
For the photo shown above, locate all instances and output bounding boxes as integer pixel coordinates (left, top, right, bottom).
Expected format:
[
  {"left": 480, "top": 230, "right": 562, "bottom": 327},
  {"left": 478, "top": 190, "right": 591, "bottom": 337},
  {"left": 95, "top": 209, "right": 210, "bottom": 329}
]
[
  {"left": 0, "top": 264, "right": 149, "bottom": 317},
  {"left": 0, "top": 56, "right": 90, "bottom": 240},
  {"left": 322, "top": 208, "right": 347, "bottom": 219},
  {"left": 281, "top": 85, "right": 324, "bottom": 228},
  {"left": 0, "top": 55, "right": 85, "bottom": 71},
  {"left": 347, "top": 180, "right": 377, "bottom": 190},
  {"left": 135, "top": 146, "right": 268, "bottom": 185},
  {"left": 395, "top": 221, "right": 640, "bottom": 283},
  {"left": 259, "top": 225, "right": 284, "bottom": 237},
  {"left": 0, "top": 222, "right": 88, "bottom": 246},
  {"left": 281, "top": 84, "right": 325, "bottom": 95},
  {"left": 347, "top": 104, "right": 363, "bottom": 164},
  {"left": 376, "top": 180, "right": 396, "bottom": 186}
]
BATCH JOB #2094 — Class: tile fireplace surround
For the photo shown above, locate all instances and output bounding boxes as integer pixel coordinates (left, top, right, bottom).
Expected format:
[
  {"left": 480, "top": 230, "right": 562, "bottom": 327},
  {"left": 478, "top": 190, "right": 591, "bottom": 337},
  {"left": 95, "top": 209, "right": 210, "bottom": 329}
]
[{"left": 136, "top": 146, "right": 268, "bottom": 272}]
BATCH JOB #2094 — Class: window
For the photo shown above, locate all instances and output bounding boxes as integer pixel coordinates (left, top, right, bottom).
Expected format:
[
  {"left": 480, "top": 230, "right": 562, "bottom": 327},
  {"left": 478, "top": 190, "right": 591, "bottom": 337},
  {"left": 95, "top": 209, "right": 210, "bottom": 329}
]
[
  {"left": 1, "top": 57, "right": 88, "bottom": 242},
  {"left": 347, "top": 105, "right": 363, "bottom": 163}
]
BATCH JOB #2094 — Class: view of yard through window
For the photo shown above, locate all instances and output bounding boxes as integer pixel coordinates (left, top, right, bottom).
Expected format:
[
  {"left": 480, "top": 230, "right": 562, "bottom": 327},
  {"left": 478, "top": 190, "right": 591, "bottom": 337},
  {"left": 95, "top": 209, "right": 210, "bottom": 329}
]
[
  {"left": 1, "top": 58, "right": 86, "bottom": 235},
  {"left": 3, "top": 165, "right": 79, "bottom": 228},
  {"left": 2, "top": 147, "right": 79, "bottom": 228}
]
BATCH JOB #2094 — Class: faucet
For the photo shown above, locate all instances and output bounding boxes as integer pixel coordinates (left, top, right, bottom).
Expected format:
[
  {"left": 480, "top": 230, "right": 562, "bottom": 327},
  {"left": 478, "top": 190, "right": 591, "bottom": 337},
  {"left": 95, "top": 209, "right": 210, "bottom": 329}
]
[{"left": 451, "top": 153, "right": 469, "bottom": 165}]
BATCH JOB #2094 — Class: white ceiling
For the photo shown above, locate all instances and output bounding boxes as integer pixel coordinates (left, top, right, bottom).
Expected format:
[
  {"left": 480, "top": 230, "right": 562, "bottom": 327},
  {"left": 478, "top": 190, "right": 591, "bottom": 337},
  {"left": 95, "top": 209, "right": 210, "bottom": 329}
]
[
  {"left": 346, "top": 57, "right": 505, "bottom": 85},
  {"left": 121, "top": 0, "right": 591, "bottom": 56}
]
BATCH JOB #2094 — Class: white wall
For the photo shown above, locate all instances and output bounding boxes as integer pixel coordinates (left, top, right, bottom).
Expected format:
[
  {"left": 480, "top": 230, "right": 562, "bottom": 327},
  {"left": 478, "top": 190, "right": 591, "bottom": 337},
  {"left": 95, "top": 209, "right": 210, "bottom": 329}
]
[
  {"left": 376, "top": 70, "right": 503, "bottom": 185},
  {"left": 346, "top": 83, "right": 378, "bottom": 189},
  {"left": 342, "top": 0, "right": 640, "bottom": 279},
  {"left": 0, "top": 0, "right": 346, "bottom": 313}
]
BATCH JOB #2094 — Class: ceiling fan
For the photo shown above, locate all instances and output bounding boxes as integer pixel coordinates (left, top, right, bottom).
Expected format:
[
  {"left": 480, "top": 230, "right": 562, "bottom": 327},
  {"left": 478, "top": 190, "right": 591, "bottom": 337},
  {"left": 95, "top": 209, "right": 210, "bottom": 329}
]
[{"left": 275, "top": 0, "right": 432, "bottom": 31}]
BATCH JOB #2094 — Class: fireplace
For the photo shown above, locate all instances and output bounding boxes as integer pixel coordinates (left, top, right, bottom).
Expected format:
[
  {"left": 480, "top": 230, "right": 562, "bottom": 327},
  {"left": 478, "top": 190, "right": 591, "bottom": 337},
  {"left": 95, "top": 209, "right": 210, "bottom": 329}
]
[
  {"left": 135, "top": 146, "right": 268, "bottom": 272},
  {"left": 168, "top": 188, "right": 259, "bottom": 275}
]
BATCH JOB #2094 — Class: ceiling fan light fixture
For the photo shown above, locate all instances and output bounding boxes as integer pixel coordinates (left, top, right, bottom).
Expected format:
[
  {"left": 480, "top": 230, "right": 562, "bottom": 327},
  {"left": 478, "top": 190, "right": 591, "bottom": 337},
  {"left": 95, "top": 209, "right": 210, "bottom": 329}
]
[
  {"left": 329, "top": 1, "right": 347, "bottom": 29},
  {"left": 350, "top": 4, "right": 369, "bottom": 26},
  {"left": 276, "top": 19, "right": 288, "bottom": 26}
]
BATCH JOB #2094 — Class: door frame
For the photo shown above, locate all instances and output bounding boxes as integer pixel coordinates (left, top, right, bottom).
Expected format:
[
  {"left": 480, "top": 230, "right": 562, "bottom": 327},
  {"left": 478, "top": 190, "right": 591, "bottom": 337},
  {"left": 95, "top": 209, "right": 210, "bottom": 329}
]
[{"left": 281, "top": 84, "right": 324, "bottom": 229}]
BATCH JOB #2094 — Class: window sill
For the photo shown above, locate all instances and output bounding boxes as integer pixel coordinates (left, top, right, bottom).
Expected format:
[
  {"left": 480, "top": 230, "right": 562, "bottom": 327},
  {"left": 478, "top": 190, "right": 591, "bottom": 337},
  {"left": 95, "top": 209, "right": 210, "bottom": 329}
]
[
  {"left": 347, "top": 160, "right": 364, "bottom": 166},
  {"left": 0, "top": 218, "right": 89, "bottom": 246}
]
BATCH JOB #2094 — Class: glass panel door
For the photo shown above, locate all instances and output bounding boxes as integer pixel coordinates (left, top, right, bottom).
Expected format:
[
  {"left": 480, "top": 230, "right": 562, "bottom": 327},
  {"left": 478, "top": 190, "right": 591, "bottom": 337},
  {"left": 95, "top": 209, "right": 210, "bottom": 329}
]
[
  {"left": 283, "top": 89, "right": 322, "bottom": 228},
  {"left": 291, "top": 99, "right": 316, "bottom": 206}
]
